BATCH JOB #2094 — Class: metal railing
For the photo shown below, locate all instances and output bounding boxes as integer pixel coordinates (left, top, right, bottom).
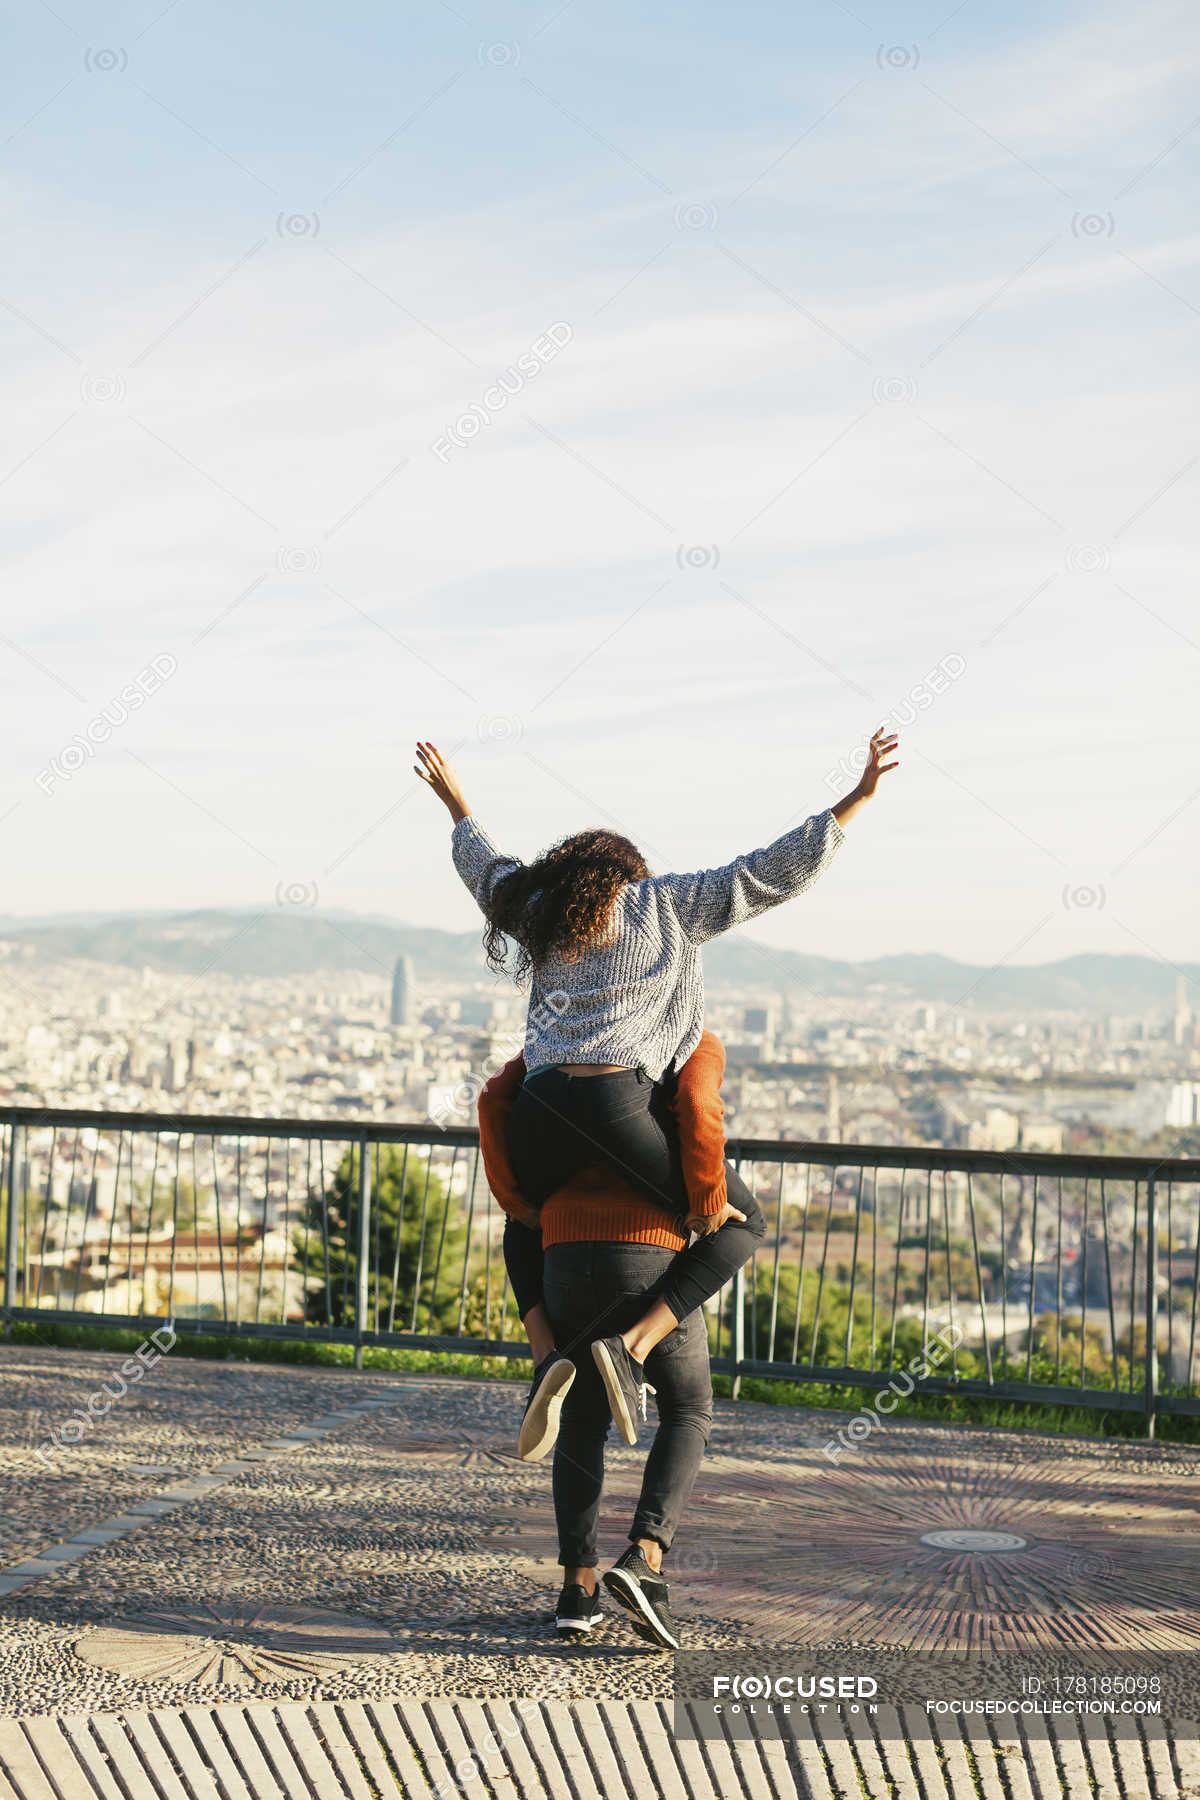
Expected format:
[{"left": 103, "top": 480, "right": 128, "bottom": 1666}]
[{"left": 2, "top": 1106, "right": 1198, "bottom": 1432}]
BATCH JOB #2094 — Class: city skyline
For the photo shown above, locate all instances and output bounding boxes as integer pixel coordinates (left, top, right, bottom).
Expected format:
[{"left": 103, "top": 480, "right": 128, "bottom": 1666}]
[{"left": 3, "top": 901, "right": 1200, "bottom": 995}]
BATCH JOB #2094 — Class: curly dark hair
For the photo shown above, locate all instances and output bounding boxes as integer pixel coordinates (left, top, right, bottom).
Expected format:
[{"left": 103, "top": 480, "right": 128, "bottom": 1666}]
[{"left": 482, "top": 828, "right": 650, "bottom": 983}]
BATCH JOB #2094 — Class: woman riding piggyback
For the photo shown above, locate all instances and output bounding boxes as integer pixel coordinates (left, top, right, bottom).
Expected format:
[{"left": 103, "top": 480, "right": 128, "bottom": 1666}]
[{"left": 415, "top": 729, "right": 898, "bottom": 1221}]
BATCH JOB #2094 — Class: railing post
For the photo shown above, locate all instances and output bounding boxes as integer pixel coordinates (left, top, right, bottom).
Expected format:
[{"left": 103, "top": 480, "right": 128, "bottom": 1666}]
[
  {"left": 353, "top": 1131, "right": 371, "bottom": 1372},
  {"left": 2, "top": 1121, "right": 15, "bottom": 1333},
  {"left": 730, "top": 1264, "right": 745, "bottom": 1401},
  {"left": 1145, "top": 1176, "right": 1158, "bottom": 1439}
]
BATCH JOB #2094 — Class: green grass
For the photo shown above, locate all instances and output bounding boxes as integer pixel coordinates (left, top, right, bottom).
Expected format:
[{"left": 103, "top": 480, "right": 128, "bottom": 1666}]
[
  {"left": 712, "top": 1373, "right": 1200, "bottom": 1443},
  {"left": 6, "top": 1317, "right": 1199, "bottom": 1444},
  {"left": 4, "top": 1318, "right": 524, "bottom": 1383}
]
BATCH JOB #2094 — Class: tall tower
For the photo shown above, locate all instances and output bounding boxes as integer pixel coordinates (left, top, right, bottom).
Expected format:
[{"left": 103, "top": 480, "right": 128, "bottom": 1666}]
[
  {"left": 826, "top": 1071, "right": 840, "bottom": 1143},
  {"left": 1175, "top": 974, "right": 1191, "bottom": 1048},
  {"left": 390, "top": 954, "right": 415, "bottom": 1027}
]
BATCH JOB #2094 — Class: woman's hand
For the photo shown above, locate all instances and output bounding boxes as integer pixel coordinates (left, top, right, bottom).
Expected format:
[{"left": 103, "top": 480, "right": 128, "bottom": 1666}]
[
  {"left": 831, "top": 725, "right": 899, "bottom": 826},
  {"left": 414, "top": 742, "right": 471, "bottom": 824},
  {"left": 855, "top": 725, "right": 900, "bottom": 797}
]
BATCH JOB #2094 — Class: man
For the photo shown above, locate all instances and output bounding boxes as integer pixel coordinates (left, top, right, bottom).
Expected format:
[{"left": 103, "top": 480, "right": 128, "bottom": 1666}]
[{"left": 478, "top": 1030, "right": 764, "bottom": 1650}]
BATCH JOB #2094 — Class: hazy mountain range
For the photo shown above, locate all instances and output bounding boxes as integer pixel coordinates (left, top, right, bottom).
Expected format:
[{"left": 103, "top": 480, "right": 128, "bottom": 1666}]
[{"left": 0, "top": 910, "right": 1193, "bottom": 1015}]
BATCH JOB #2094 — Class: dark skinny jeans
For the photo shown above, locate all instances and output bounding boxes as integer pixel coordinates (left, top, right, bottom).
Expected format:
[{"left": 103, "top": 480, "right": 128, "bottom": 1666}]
[
  {"left": 543, "top": 1241, "right": 714, "bottom": 1565},
  {"left": 508, "top": 1065, "right": 695, "bottom": 1216}
]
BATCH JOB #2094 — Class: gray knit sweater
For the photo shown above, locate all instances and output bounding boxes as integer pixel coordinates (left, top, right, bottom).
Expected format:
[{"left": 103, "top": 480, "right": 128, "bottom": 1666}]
[{"left": 450, "top": 810, "right": 845, "bottom": 1080}]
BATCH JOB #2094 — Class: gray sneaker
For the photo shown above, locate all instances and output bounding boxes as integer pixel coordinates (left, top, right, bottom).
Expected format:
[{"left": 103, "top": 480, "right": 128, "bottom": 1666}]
[
  {"left": 518, "top": 1353, "right": 576, "bottom": 1462},
  {"left": 591, "top": 1335, "right": 655, "bottom": 1447}
]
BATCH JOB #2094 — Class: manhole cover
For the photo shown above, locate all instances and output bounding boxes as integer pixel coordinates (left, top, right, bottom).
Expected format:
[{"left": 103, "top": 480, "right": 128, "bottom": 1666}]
[
  {"left": 76, "top": 1605, "right": 396, "bottom": 1687},
  {"left": 920, "top": 1529, "right": 1029, "bottom": 1552}
]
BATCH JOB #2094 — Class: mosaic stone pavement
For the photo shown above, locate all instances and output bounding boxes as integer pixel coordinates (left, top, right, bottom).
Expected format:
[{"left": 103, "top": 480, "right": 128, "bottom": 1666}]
[{"left": 1, "top": 1345, "right": 1199, "bottom": 1796}]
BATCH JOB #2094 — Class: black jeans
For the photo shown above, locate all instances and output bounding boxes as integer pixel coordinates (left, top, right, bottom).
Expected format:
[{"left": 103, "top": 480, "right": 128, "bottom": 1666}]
[
  {"left": 542, "top": 1242, "right": 714, "bottom": 1566},
  {"left": 503, "top": 1159, "right": 766, "bottom": 1322},
  {"left": 508, "top": 1066, "right": 691, "bottom": 1215}
]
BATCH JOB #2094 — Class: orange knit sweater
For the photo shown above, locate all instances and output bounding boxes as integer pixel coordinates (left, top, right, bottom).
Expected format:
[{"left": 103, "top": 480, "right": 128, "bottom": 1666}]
[{"left": 476, "top": 1029, "right": 730, "bottom": 1251}]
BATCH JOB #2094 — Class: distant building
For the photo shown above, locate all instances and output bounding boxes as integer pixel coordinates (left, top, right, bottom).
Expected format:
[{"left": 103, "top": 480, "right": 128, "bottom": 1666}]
[
  {"left": 1167, "top": 1082, "right": 1200, "bottom": 1128},
  {"left": 163, "top": 1039, "right": 190, "bottom": 1091},
  {"left": 1020, "top": 1116, "right": 1065, "bottom": 1154},
  {"left": 968, "top": 1107, "right": 1021, "bottom": 1152},
  {"left": 744, "top": 1002, "right": 778, "bottom": 1038},
  {"left": 742, "top": 1001, "right": 778, "bottom": 1063},
  {"left": 390, "top": 955, "right": 415, "bottom": 1027}
]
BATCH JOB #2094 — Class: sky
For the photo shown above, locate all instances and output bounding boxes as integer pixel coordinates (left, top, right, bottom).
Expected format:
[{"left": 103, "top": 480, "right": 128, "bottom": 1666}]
[{"left": 2, "top": 0, "right": 1198, "bottom": 975}]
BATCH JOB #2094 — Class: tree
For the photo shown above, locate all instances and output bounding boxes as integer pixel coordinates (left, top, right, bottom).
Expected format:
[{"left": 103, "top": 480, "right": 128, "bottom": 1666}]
[{"left": 293, "top": 1144, "right": 467, "bottom": 1332}]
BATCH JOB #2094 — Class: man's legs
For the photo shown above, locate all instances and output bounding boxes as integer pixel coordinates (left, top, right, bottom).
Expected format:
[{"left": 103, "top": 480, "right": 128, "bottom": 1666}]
[
  {"left": 504, "top": 1217, "right": 578, "bottom": 1463},
  {"left": 602, "top": 1303, "right": 713, "bottom": 1649},
  {"left": 543, "top": 1240, "right": 714, "bottom": 1644},
  {"left": 544, "top": 1245, "right": 619, "bottom": 1597},
  {"left": 629, "top": 1305, "right": 714, "bottom": 1556},
  {"left": 543, "top": 1243, "right": 677, "bottom": 1585}
]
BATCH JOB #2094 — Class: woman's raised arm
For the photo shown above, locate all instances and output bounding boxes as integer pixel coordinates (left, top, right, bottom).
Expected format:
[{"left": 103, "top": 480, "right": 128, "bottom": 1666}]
[
  {"left": 655, "top": 726, "right": 898, "bottom": 945},
  {"left": 416, "top": 740, "right": 522, "bottom": 911}
]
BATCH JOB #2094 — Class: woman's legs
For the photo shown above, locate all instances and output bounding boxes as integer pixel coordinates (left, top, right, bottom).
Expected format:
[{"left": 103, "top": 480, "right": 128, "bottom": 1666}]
[
  {"left": 657, "top": 1164, "right": 766, "bottom": 1322},
  {"left": 617, "top": 1164, "right": 767, "bottom": 1363},
  {"left": 507, "top": 1071, "right": 766, "bottom": 1373},
  {"left": 508, "top": 1067, "right": 693, "bottom": 1217}
]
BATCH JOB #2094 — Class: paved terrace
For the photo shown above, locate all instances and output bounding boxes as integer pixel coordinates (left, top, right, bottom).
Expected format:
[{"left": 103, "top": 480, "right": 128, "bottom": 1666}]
[{"left": 0, "top": 1346, "right": 1198, "bottom": 1798}]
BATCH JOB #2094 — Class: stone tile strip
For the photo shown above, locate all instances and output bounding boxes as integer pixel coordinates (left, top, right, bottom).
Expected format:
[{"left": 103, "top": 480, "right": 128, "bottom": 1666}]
[
  {"left": 868, "top": 1706, "right": 929, "bottom": 1800},
  {"left": 633, "top": 1699, "right": 699, "bottom": 1799},
  {"left": 136, "top": 1709, "right": 224, "bottom": 1800},
  {"left": 0, "top": 1697, "right": 1185, "bottom": 1799},
  {"left": 338, "top": 1698, "right": 413, "bottom": 1796},
  {"left": 363, "top": 1700, "right": 438, "bottom": 1796},
  {"left": 564, "top": 1698, "right": 637, "bottom": 1798},
  {"left": 276, "top": 1702, "right": 367, "bottom": 1799},
  {"left": 0, "top": 1389, "right": 408, "bottom": 1599},
  {"left": 390, "top": 1697, "right": 463, "bottom": 1796},
  {"left": 92, "top": 1714, "right": 170, "bottom": 1800},
  {"left": 906, "top": 1707, "right": 953, "bottom": 1800},
  {"left": 118, "top": 1713, "right": 199, "bottom": 1800},
  {"left": 178, "top": 1708, "right": 255, "bottom": 1800},
  {"left": 0, "top": 1720, "right": 61, "bottom": 1800},
  {"left": 846, "top": 1704, "right": 896, "bottom": 1800}
]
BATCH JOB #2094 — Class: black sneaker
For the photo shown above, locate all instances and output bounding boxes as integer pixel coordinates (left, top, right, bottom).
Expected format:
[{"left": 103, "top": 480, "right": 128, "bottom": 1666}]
[
  {"left": 603, "top": 1546, "right": 680, "bottom": 1651},
  {"left": 555, "top": 1582, "right": 602, "bottom": 1636},
  {"left": 518, "top": 1353, "right": 576, "bottom": 1462},
  {"left": 590, "top": 1336, "right": 655, "bottom": 1447}
]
